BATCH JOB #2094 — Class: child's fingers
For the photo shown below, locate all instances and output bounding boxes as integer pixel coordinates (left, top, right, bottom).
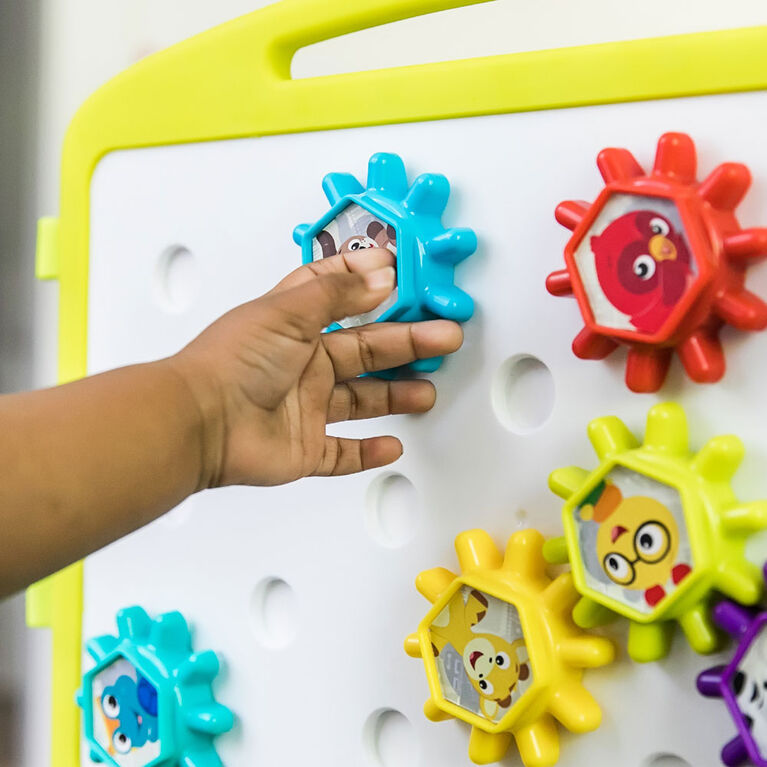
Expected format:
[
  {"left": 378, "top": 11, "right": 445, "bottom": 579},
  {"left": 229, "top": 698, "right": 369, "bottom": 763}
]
[
  {"left": 327, "top": 379, "right": 436, "bottom": 424},
  {"left": 267, "top": 268, "right": 396, "bottom": 338},
  {"left": 311, "top": 435, "right": 403, "bottom": 477},
  {"left": 323, "top": 320, "right": 464, "bottom": 380},
  {"left": 270, "top": 248, "right": 396, "bottom": 294}
]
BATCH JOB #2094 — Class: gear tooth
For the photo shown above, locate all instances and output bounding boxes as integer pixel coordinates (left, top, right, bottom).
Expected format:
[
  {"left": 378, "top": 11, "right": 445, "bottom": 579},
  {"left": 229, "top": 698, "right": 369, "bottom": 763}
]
[
  {"left": 723, "top": 227, "right": 767, "bottom": 259},
  {"left": 714, "top": 288, "right": 767, "bottom": 330},
  {"left": 715, "top": 561, "right": 762, "bottom": 605},
  {"left": 321, "top": 172, "right": 363, "bottom": 204},
  {"left": 469, "top": 727, "right": 514, "bottom": 765},
  {"left": 625, "top": 347, "right": 672, "bottom": 392},
  {"left": 572, "top": 327, "right": 617, "bottom": 360},
  {"left": 627, "top": 620, "right": 674, "bottom": 663},
  {"left": 415, "top": 567, "right": 456, "bottom": 603},
  {"left": 425, "top": 228, "right": 477, "bottom": 264},
  {"left": 542, "top": 573, "right": 579, "bottom": 613},
  {"left": 549, "top": 684, "right": 602, "bottom": 733},
  {"left": 85, "top": 635, "right": 119, "bottom": 662},
  {"left": 424, "top": 698, "right": 450, "bottom": 721},
  {"left": 366, "top": 152, "right": 408, "bottom": 198},
  {"left": 692, "top": 435, "right": 744, "bottom": 482},
  {"left": 596, "top": 146, "right": 644, "bottom": 184},
  {"left": 555, "top": 200, "right": 590, "bottom": 231},
  {"left": 422, "top": 285, "right": 474, "bottom": 322},
  {"left": 698, "top": 161, "right": 751, "bottom": 211},
  {"left": 653, "top": 132, "right": 697, "bottom": 183},
  {"left": 404, "top": 634, "right": 422, "bottom": 658},
  {"left": 713, "top": 601, "right": 755, "bottom": 638},
  {"left": 456, "top": 529, "right": 502, "bottom": 572},
  {"left": 503, "top": 529, "right": 546, "bottom": 581},
  {"left": 177, "top": 650, "right": 221, "bottom": 685},
  {"left": 548, "top": 467, "right": 588, "bottom": 500},
  {"left": 572, "top": 597, "right": 615, "bottom": 629},
  {"left": 721, "top": 501, "right": 767, "bottom": 533},
  {"left": 150, "top": 611, "right": 192, "bottom": 652},
  {"left": 721, "top": 734, "right": 750, "bottom": 767},
  {"left": 587, "top": 415, "right": 638, "bottom": 459},
  {"left": 513, "top": 714, "right": 560, "bottom": 767},
  {"left": 546, "top": 268, "right": 574, "bottom": 297},
  {"left": 678, "top": 602, "right": 719, "bottom": 654},
  {"left": 559, "top": 637, "right": 614, "bottom": 668},
  {"left": 696, "top": 665, "right": 726, "bottom": 697},
  {"left": 116, "top": 606, "right": 151, "bottom": 641},
  {"left": 542, "top": 536, "right": 569, "bottom": 565},
  {"left": 292, "top": 223, "right": 310, "bottom": 246},
  {"left": 678, "top": 328, "right": 726, "bottom": 383},
  {"left": 183, "top": 703, "right": 235, "bottom": 736},
  {"left": 644, "top": 402, "right": 688, "bottom": 455},
  {"left": 404, "top": 173, "right": 450, "bottom": 217}
]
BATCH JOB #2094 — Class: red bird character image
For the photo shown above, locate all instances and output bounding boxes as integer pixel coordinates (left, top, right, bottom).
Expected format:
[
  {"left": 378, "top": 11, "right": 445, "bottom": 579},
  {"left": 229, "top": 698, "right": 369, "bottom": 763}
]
[{"left": 591, "top": 210, "right": 693, "bottom": 335}]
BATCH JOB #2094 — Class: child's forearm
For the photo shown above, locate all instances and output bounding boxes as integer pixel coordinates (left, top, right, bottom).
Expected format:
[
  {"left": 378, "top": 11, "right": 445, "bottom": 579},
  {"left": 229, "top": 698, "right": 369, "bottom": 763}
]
[{"left": 0, "top": 358, "right": 205, "bottom": 596}]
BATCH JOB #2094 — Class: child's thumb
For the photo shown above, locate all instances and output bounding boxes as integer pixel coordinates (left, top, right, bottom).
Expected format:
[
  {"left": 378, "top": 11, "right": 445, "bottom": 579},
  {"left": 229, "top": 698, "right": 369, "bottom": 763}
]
[{"left": 270, "top": 267, "right": 396, "bottom": 336}]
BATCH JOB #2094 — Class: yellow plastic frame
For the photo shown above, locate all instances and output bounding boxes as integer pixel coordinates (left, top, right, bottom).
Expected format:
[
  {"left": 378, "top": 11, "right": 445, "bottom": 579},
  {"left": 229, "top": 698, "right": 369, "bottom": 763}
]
[{"left": 25, "top": 0, "right": 767, "bottom": 762}]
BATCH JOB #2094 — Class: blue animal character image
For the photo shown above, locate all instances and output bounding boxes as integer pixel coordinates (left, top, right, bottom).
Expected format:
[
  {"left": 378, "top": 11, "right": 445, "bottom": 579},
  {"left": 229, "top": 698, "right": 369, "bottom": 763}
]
[{"left": 101, "top": 674, "right": 159, "bottom": 755}]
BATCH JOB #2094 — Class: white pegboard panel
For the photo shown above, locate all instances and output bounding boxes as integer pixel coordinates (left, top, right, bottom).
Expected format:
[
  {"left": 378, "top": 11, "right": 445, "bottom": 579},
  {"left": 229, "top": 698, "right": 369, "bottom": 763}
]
[{"left": 82, "top": 90, "right": 767, "bottom": 767}]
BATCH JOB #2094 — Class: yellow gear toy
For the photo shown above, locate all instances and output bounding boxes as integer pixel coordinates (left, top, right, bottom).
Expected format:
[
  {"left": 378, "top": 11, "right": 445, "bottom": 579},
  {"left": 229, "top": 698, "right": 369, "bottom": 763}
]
[
  {"left": 544, "top": 402, "right": 767, "bottom": 663},
  {"left": 405, "top": 529, "right": 614, "bottom": 766}
]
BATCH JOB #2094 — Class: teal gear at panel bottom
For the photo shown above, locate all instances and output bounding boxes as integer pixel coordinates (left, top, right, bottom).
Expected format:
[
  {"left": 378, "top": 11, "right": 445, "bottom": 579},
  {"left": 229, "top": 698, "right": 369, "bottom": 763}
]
[
  {"left": 77, "top": 606, "right": 234, "bottom": 767},
  {"left": 294, "top": 152, "right": 477, "bottom": 375}
]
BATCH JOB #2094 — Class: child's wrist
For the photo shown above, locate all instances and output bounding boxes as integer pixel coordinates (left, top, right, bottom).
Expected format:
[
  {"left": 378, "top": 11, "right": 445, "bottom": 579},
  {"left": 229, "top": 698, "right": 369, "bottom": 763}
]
[{"left": 162, "top": 353, "right": 226, "bottom": 492}]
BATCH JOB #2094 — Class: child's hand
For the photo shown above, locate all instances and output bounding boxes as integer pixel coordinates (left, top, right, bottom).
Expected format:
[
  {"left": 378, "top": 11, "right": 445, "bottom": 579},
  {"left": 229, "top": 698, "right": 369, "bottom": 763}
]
[{"left": 171, "top": 249, "right": 463, "bottom": 488}]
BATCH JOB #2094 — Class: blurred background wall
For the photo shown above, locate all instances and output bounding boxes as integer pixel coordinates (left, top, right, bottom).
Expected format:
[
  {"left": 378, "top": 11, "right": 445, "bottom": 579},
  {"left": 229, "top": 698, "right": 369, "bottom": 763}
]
[{"left": 1, "top": 1, "right": 765, "bottom": 764}]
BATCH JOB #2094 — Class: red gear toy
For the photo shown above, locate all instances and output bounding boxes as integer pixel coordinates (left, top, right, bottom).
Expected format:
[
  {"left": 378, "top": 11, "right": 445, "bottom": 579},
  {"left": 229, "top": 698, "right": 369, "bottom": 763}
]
[{"left": 546, "top": 132, "right": 767, "bottom": 393}]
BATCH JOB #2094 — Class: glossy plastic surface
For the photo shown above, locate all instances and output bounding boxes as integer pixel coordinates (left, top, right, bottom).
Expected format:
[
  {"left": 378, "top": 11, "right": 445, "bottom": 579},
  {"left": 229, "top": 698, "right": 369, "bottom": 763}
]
[
  {"left": 406, "top": 529, "right": 613, "bottom": 766},
  {"left": 545, "top": 402, "right": 767, "bottom": 662},
  {"left": 547, "top": 133, "right": 767, "bottom": 392},
  {"left": 294, "top": 152, "right": 476, "bottom": 373},
  {"left": 699, "top": 576, "right": 767, "bottom": 767},
  {"left": 77, "top": 607, "right": 233, "bottom": 767}
]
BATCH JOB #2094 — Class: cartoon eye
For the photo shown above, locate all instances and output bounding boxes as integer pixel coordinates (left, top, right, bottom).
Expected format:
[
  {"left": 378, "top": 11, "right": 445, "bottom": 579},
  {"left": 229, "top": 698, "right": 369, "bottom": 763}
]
[
  {"left": 633, "top": 255, "right": 656, "bottom": 280},
  {"left": 101, "top": 693, "right": 120, "bottom": 719},
  {"left": 346, "top": 238, "right": 366, "bottom": 251},
  {"left": 603, "top": 552, "right": 635, "bottom": 585},
  {"left": 649, "top": 217, "right": 670, "bottom": 236},
  {"left": 494, "top": 652, "right": 510, "bottom": 668},
  {"left": 478, "top": 679, "right": 494, "bottom": 695},
  {"left": 113, "top": 730, "right": 132, "bottom": 754},
  {"left": 634, "top": 521, "right": 670, "bottom": 563}
]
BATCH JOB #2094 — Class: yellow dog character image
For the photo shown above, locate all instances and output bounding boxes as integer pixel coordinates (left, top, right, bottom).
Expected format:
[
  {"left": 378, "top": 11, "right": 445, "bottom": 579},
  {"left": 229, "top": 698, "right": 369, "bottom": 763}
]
[
  {"left": 429, "top": 588, "right": 530, "bottom": 721},
  {"left": 582, "top": 481, "right": 691, "bottom": 608}
]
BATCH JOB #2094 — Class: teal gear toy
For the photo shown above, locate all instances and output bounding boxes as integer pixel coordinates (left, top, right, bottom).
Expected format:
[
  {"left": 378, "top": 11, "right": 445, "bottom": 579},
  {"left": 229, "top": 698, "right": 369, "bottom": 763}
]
[
  {"left": 77, "top": 606, "right": 234, "bottom": 767},
  {"left": 293, "top": 152, "right": 477, "bottom": 373}
]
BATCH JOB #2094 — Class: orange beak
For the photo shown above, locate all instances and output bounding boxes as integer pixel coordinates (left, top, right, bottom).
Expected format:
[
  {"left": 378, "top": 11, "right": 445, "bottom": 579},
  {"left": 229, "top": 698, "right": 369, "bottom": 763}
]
[{"left": 649, "top": 234, "right": 677, "bottom": 262}]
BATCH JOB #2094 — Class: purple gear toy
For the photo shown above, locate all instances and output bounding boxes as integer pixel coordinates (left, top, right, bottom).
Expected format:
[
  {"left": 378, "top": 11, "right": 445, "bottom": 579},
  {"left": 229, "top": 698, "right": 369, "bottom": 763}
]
[{"left": 698, "top": 564, "right": 767, "bottom": 767}]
